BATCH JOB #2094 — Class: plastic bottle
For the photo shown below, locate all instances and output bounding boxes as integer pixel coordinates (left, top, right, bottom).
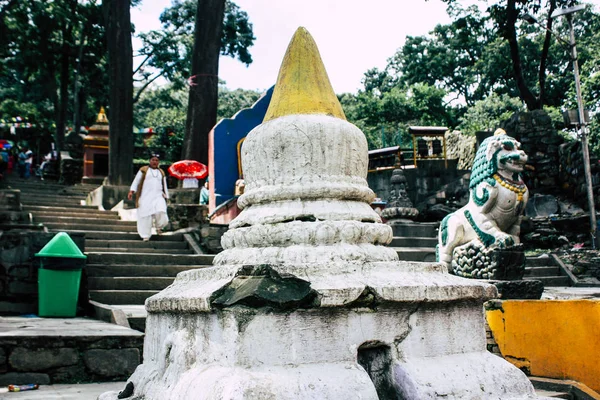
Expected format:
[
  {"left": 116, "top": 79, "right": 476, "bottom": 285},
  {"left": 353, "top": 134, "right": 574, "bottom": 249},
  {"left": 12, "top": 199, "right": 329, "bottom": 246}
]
[{"left": 8, "top": 384, "right": 39, "bottom": 392}]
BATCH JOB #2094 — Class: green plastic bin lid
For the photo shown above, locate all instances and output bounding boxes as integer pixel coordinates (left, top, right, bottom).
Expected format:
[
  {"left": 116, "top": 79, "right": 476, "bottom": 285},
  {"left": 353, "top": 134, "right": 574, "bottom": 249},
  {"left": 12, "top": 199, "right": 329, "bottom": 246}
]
[{"left": 34, "top": 232, "right": 87, "bottom": 259}]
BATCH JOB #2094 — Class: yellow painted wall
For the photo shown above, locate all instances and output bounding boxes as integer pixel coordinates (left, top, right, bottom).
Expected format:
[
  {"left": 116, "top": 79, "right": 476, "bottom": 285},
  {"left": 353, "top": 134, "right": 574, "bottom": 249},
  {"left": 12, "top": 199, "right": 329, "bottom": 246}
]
[{"left": 486, "top": 300, "right": 600, "bottom": 393}]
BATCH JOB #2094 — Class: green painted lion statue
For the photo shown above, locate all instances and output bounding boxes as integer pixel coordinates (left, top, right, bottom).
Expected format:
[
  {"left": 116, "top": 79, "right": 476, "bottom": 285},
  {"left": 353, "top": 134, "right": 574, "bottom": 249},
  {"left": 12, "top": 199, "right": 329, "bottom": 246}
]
[{"left": 437, "top": 129, "right": 529, "bottom": 275}]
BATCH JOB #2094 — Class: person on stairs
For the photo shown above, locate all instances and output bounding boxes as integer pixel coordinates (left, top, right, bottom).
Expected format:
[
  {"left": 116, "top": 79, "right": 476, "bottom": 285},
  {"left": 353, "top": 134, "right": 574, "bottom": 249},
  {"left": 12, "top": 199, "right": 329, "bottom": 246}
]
[{"left": 127, "top": 154, "right": 169, "bottom": 241}]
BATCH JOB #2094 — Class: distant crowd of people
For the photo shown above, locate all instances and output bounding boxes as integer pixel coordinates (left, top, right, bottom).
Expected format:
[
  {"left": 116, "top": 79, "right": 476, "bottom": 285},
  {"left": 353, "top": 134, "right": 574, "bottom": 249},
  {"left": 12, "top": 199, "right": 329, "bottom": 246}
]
[{"left": 0, "top": 144, "right": 56, "bottom": 181}]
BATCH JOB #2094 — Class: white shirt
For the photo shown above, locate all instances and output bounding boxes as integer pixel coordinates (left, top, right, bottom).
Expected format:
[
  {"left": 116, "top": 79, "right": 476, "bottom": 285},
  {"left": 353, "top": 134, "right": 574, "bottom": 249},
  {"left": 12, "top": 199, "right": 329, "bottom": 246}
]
[{"left": 130, "top": 168, "right": 169, "bottom": 218}]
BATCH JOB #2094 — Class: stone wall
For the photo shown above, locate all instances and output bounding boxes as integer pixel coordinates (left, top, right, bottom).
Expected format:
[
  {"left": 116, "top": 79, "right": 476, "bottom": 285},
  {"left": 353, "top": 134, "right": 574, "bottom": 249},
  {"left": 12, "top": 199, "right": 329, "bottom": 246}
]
[
  {"left": 0, "top": 231, "right": 86, "bottom": 315},
  {"left": 60, "top": 158, "right": 83, "bottom": 185},
  {"left": 367, "top": 159, "right": 463, "bottom": 207},
  {"left": 558, "top": 141, "right": 600, "bottom": 208},
  {"left": 501, "top": 110, "right": 563, "bottom": 192},
  {"left": 167, "top": 204, "right": 208, "bottom": 231},
  {"left": 501, "top": 110, "right": 600, "bottom": 210},
  {"left": 0, "top": 332, "right": 142, "bottom": 385},
  {"left": 445, "top": 131, "right": 477, "bottom": 170}
]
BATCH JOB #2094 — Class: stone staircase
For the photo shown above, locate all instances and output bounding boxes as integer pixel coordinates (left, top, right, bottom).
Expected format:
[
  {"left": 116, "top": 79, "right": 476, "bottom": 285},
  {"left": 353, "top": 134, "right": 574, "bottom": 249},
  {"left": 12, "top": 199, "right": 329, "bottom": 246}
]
[
  {"left": 386, "top": 221, "right": 572, "bottom": 288},
  {"left": 387, "top": 221, "right": 438, "bottom": 262},
  {"left": 524, "top": 255, "right": 572, "bottom": 287},
  {"left": 5, "top": 177, "right": 214, "bottom": 331}
]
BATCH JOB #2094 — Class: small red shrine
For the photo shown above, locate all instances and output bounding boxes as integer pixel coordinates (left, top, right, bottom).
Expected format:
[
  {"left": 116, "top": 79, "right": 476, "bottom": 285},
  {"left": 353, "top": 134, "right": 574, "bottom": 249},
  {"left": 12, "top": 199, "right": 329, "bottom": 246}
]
[{"left": 82, "top": 107, "right": 109, "bottom": 184}]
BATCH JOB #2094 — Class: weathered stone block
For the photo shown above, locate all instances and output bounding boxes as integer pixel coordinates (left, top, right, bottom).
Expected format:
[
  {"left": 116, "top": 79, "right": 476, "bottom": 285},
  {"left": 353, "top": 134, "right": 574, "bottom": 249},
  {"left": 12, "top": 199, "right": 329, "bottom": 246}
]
[
  {"left": 492, "top": 248, "right": 526, "bottom": 280},
  {"left": 60, "top": 158, "right": 83, "bottom": 185},
  {"left": 0, "top": 372, "right": 50, "bottom": 386},
  {"left": 84, "top": 348, "right": 140, "bottom": 377},
  {"left": 9, "top": 347, "right": 79, "bottom": 371},
  {"left": 7, "top": 281, "right": 37, "bottom": 295},
  {"left": 0, "top": 211, "right": 31, "bottom": 224},
  {"left": 52, "top": 365, "right": 88, "bottom": 384},
  {"left": 169, "top": 188, "right": 200, "bottom": 204},
  {"left": 0, "top": 189, "right": 22, "bottom": 211},
  {"left": 492, "top": 280, "right": 544, "bottom": 300},
  {"left": 8, "top": 265, "right": 32, "bottom": 279},
  {"left": 0, "top": 348, "right": 6, "bottom": 373},
  {"left": 199, "top": 224, "right": 228, "bottom": 254},
  {"left": 167, "top": 204, "right": 207, "bottom": 230}
]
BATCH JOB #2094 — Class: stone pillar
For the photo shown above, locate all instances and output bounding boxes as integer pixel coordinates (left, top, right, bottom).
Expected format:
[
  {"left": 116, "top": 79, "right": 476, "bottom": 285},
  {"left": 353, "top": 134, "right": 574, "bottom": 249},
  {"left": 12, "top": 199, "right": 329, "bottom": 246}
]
[{"left": 100, "top": 28, "right": 538, "bottom": 400}]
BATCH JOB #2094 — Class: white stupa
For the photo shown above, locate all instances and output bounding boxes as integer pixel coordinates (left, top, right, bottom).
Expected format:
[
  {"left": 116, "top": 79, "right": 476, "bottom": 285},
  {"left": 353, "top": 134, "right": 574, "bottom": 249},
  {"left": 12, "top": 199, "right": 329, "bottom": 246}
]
[{"left": 100, "top": 27, "right": 540, "bottom": 400}]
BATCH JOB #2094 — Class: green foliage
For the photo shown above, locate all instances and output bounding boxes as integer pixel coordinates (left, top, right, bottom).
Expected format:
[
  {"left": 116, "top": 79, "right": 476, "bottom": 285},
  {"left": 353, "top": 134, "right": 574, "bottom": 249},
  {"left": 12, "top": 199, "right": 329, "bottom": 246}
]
[
  {"left": 0, "top": 0, "right": 108, "bottom": 132},
  {"left": 134, "top": 0, "right": 255, "bottom": 99},
  {"left": 133, "top": 84, "right": 261, "bottom": 161},
  {"left": 390, "top": 5, "right": 493, "bottom": 107},
  {"left": 217, "top": 87, "right": 261, "bottom": 119},
  {"left": 457, "top": 94, "right": 524, "bottom": 135},
  {"left": 341, "top": 82, "right": 454, "bottom": 150},
  {"left": 587, "top": 116, "right": 600, "bottom": 157},
  {"left": 343, "top": 1, "right": 600, "bottom": 153}
]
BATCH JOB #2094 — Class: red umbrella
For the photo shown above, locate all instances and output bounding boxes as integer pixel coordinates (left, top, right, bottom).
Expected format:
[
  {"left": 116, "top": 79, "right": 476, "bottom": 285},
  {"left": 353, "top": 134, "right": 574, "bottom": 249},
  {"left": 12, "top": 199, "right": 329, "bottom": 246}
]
[{"left": 168, "top": 160, "right": 208, "bottom": 180}]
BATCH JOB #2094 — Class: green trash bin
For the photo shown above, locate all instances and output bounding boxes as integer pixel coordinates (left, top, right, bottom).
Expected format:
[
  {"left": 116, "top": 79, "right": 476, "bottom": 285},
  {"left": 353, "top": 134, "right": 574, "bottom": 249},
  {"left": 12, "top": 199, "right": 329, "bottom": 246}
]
[{"left": 35, "top": 232, "right": 87, "bottom": 317}]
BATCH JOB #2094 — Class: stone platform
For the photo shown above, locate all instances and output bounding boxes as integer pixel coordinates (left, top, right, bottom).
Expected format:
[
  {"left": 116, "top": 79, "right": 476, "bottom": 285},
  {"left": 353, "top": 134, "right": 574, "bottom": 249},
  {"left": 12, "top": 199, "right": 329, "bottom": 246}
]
[{"left": 0, "top": 317, "right": 143, "bottom": 385}]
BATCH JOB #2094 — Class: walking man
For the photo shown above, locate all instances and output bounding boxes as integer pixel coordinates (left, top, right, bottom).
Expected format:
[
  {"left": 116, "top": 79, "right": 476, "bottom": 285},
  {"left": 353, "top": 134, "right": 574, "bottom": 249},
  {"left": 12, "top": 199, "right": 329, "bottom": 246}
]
[{"left": 127, "top": 154, "right": 169, "bottom": 241}]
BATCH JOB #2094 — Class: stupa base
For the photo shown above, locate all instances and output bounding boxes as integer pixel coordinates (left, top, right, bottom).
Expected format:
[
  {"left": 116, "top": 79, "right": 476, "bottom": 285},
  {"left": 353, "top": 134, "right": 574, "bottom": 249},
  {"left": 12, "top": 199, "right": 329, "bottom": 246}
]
[{"left": 99, "top": 262, "right": 539, "bottom": 400}]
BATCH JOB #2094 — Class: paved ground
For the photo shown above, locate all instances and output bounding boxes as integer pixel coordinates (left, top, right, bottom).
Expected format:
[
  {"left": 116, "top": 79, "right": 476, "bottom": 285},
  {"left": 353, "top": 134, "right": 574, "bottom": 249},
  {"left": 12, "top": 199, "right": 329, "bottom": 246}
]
[
  {"left": 0, "top": 382, "right": 125, "bottom": 400},
  {"left": 541, "top": 286, "right": 600, "bottom": 299},
  {"left": 0, "top": 316, "right": 144, "bottom": 338}
]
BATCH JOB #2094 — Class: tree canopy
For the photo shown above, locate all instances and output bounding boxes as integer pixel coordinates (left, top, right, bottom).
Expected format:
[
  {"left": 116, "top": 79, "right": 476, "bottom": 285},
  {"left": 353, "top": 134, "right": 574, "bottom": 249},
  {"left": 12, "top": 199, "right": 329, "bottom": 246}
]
[
  {"left": 340, "top": 1, "right": 600, "bottom": 149},
  {"left": 0, "top": 0, "right": 255, "bottom": 172},
  {"left": 2, "top": 0, "right": 600, "bottom": 165}
]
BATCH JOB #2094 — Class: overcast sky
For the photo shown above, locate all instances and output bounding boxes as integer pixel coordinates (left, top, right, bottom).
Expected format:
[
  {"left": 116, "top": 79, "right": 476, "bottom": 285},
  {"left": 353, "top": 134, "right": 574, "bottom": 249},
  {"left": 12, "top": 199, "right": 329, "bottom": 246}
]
[{"left": 131, "top": 0, "right": 455, "bottom": 94}]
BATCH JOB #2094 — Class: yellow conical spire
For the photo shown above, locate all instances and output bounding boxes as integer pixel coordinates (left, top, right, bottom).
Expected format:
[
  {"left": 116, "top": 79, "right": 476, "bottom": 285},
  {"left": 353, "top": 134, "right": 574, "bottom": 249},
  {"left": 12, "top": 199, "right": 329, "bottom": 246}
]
[
  {"left": 263, "top": 27, "right": 346, "bottom": 122},
  {"left": 96, "top": 107, "right": 109, "bottom": 124}
]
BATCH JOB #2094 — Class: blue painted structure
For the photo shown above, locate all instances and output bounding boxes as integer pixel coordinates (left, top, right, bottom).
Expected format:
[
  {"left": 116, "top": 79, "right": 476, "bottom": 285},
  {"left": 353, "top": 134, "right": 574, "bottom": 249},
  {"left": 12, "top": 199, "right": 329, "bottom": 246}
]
[{"left": 209, "top": 86, "right": 274, "bottom": 207}]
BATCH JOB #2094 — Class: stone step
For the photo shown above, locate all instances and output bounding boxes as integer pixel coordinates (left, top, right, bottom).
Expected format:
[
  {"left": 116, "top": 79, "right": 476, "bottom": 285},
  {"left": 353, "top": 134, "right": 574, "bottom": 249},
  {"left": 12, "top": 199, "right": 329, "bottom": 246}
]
[
  {"left": 390, "top": 236, "right": 438, "bottom": 247},
  {"left": 46, "top": 222, "right": 138, "bottom": 232},
  {"left": 86, "top": 252, "right": 214, "bottom": 265},
  {"left": 22, "top": 197, "right": 87, "bottom": 206},
  {"left": 66, "top": 230, "right": 184, "bottom": 241},
  {"left": 86, "top": 247, "right": 194, "bottom": 254},
  {"left": 5, "top": 182, "right": 93, "bottom": 193},
  {"left": 528, "top": 376, "right": 593, "bottom": 400},
  {"left": 533, "top": 389, "right": 571, "bottom": 399},
  {"left": 86, "top": 239, "right": 189, "bottom": 250},
  {"left": 523, "top": 276, "right": 571, "bottom": 286},
  {"left": 26, "top": 209, "right": 120, "bottom": 219},
  {"left": 524, "top": 266, "right": 561, "bottom": 277},
  {"left": 129, "top": 316, "right": 147, "bottom": 333},
  {"left": 389, "top": 222, "right": 438, "bottom": 238},
  {"left": 23, "top": 205, "right": 105, "bottom": 214},
  {"left": 89, "top": 277, "right": 175, "bottom": 290},
  {"left": 16, "top": 189, "right": 86, "bottom": 199},
  {"left": 22, "top": 201, "right": 99, "bottom": 210},
  {"left": 525, "top": 256, "right": 554, "bottom": 267},
  {"left": 35, "top": 215, "right": 136, "bottom": 226},
  {"left": 118, "top": 305, "right": 148, "bottom": 332},
  {"left": 87, "top": 264, "right": 206, "bottom": 277},
  {"left": 89, "top": 290, "right": 161, "bottom": 305},
  {"left": 0, "top": 316, "right": 143, "bottom": 384},
  {"left": 395, "top": 247, "right": 437, "bottom": 262}
]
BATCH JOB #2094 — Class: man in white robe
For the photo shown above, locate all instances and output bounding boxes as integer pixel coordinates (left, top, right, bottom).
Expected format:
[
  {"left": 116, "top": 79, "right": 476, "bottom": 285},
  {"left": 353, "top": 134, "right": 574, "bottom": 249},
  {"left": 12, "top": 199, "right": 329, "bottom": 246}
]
[{"left": 127, "top": 155, "right": 169, "bottom": 241}]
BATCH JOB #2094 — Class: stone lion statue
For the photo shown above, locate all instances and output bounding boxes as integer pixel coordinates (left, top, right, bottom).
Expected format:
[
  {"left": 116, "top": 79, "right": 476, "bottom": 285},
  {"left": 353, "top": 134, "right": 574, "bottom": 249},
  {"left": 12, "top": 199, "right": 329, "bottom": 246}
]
[{"left": 437, "top": 129, "right": 529, "bottom": 273}]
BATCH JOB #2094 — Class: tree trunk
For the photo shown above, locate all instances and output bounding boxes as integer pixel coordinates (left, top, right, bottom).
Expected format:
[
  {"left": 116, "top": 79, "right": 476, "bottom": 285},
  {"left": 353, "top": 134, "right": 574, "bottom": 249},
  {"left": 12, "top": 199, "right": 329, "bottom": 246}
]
[
  {"left": 56, "top": 25, "right": 72, "bottom": 156},
  {"left": 73, "top": 21, "right": 86, "bottom": 136},
  {"left": 103, "top": 0, "right": 134, "bottom": 186},
  {"left": 538, "top": 0, "right": 557, "bottom": 108},
  {"left": 505, "top": 0, "right": 540, "bottom": 110},
  {"left": 181, "top": 0, "right": 225, "bottom": 165}
]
